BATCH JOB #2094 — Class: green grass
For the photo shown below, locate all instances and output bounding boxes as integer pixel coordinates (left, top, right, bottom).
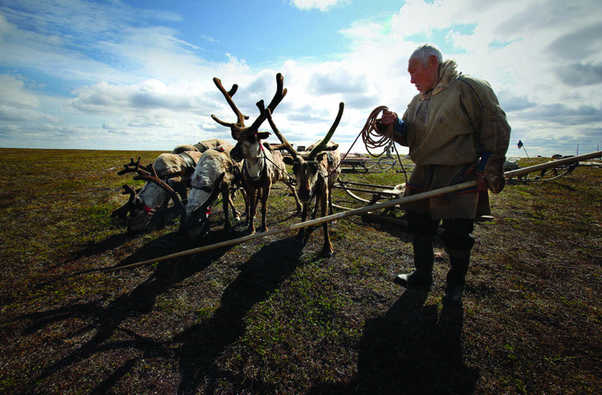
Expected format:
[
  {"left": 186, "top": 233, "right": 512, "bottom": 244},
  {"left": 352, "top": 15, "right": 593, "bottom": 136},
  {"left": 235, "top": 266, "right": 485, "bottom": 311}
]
[{"left": 0, "top": 148, "right": 600, "bottom": 394}]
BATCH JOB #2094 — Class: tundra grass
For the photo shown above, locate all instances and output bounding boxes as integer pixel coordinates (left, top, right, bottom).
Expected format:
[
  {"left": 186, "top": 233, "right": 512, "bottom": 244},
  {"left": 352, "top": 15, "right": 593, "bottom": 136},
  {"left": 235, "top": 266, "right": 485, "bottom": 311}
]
[{"left": 0, "top": 148, "right": 600, "bottom": 394}]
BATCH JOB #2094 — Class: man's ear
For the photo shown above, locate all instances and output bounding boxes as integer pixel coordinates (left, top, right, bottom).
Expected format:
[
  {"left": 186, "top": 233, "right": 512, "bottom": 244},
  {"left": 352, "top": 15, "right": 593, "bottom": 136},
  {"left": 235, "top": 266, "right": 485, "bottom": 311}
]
[
  {"left": 257, "top": 131, "right": 270, "bottom": 140},
  {"left": 283, "top": 156, "right": 294, "bottom": 165},
  {"left": 428, "top": 54, "right": 439, "bottom": 69}
]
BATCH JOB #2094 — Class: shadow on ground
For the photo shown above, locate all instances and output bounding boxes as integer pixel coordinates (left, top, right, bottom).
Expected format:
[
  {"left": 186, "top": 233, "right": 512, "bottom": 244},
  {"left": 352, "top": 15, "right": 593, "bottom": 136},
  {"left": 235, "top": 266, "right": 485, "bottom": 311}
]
[
  {"left": 311, "top": 289, "right": 480, "bottom": 394},
  {"left": 11, "top": 229, "right": 234, "bottom": 393},
  {"left": 173, "top": 236, "right": 305, "bottom": 394}
]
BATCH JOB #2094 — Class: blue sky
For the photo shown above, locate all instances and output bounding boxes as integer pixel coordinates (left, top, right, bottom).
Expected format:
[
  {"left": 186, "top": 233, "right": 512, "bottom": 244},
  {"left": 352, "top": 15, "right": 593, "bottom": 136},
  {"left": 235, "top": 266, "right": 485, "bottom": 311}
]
[{"left": 1, "top": 0, "right": 601, "bottom": 156}]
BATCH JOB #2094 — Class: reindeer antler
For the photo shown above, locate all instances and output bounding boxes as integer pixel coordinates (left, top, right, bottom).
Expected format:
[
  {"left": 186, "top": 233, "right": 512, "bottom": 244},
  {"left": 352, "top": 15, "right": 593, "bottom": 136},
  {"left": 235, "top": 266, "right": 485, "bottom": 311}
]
[
  {"left": 264, "top": 106, "right": 298, "bottom": 160},
  {"left": 117, "top": 157, "right": 153, "bottom": 176},
  {"left": 211, "top": 79, "right": 248, "bottom": 129},
  {"left": 211, "top": 73, "right": 287, "bottom": 139},
  {"left": 110, "top": 184, "right": 139, "bottom": 219},
  {"left": 122, "top": 184, "right": 137, "bottom": 202},
  {"left": 129, "top": 164, "right": 187, "bottom": 219},
  {"left": 308, "top": 102, "right": 344, "bottom": 160}
]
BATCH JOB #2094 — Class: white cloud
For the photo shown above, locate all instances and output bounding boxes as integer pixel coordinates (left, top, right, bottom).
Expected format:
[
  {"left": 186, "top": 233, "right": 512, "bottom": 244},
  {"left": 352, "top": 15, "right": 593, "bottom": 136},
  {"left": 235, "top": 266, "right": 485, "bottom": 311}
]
[
  {"left": 0, "top": 75, "right": 40, "bottom": 108},
  {"left": 290, "top": 0, "right": 348, "bottom": 12}
]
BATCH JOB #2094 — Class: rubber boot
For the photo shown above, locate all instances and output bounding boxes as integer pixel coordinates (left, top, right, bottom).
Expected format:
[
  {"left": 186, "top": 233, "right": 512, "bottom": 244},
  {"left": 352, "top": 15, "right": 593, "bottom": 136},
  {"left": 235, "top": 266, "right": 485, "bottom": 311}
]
[
  {"left": 444, "top": 248, "right": 470, "bottom": 304},
  {"left": 395, "top": 234, "right": 434, "bottom": 289}
]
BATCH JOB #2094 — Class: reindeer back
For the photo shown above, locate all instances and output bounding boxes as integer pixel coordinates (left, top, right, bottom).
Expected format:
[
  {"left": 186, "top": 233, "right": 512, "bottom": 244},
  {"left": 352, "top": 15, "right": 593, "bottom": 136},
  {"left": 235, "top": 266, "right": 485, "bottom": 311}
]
[
  {"left": 193, "top": 138, "right": 232, "bottom": 153},
  {"left": 153, "top": 151, "right": 203, "bottom": 179},
  {"left": 190, "top": 149, "right": 237, "bottom": 191}
]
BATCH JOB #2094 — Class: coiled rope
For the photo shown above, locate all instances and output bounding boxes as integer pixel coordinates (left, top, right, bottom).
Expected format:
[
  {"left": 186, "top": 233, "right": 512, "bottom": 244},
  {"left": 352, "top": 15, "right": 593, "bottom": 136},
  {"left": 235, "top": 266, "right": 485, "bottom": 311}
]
[
  {"left": 334, "top": 106, "right": 408, "bottom": 182},
  {"left": 360, "top": 105, "right": 390, "bottom": 157}
]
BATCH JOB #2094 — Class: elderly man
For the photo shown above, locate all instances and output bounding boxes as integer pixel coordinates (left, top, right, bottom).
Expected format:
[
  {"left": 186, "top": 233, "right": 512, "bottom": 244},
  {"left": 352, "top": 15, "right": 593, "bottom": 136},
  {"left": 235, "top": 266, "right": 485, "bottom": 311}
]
[{"left": 379, "top": 44, "right": 510, "bottom": 303}]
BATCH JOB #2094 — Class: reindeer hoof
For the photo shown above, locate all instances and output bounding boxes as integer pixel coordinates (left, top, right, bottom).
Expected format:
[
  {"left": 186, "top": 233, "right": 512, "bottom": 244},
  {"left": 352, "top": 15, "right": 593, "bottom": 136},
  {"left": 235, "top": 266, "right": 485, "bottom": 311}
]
[
  {"left": 321, "top": 248, "right": 334, "bottom": 258},
  {"left": 260, "top": 226, "right": 269, "bottom": 233}
]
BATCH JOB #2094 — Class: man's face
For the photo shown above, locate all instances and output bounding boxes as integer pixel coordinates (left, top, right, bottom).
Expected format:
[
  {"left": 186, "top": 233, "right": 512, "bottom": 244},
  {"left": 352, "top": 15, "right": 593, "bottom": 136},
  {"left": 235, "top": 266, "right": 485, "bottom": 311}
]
[{"left": 408, "top": 56, "right": 438, "bottom": 93}]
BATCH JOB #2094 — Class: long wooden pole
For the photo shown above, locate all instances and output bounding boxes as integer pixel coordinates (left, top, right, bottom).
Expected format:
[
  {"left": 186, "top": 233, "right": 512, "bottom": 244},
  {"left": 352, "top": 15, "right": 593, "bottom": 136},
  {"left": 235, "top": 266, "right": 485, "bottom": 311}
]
[
  {"left": 504, "top": 150, "right": 601, "bottom": 178},
  {"left": 98, "top": 151, "right": 601, "bottom": 273}
]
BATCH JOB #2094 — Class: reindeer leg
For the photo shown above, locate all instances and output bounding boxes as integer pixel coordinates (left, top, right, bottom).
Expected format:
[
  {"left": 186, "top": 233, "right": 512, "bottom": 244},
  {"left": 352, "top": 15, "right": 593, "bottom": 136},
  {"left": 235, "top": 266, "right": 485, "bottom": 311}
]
[
  {"left": 238, "top": 187, "right": 248, "bottom": 225},
  {"left": 229, "top": 189, "right": 241, "bottom": 222},
  {"left": 297, "top": 201, "right": 308, "bottom": 241},
  {"left": 312, "top": 193, "right": 320, "bottom": 219},
  {"left": 287, "top": 181, "right": 303, "bottom": 214},
  {"left": 328, "top": 185, "right": 334, "bottom": 215},
  {"left": 328, "top": 184, "right": 337, "bottom": 224},
  {"left": 247, "top": 186, "right": 257, "bottom": 234},
  {"left": 222, "top": 183, "right": 231, "bottom": 233},
  {"left": 321, "top": 187, "right": 334, "bottom": 257},
  {"left": 260, "top": 182, "right": 271, "bottom": 232}
]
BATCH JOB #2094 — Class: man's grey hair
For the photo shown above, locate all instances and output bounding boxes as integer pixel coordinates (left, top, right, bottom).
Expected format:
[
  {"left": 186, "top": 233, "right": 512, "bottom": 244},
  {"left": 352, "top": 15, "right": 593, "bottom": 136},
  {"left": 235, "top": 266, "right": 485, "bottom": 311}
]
[{"left": 410, "top": 44, "right": 442, "bottom": 66}]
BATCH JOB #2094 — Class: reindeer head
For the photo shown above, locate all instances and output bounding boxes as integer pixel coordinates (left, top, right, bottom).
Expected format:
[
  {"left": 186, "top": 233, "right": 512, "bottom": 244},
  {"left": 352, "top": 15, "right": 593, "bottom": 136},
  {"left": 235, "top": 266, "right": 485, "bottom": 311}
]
[
  {"left": 211, "top": 73, "right": 286, "bottom": 162},
  {"left": 117, "top": 157, "right": 186, "bottom": 233},
  {"left": 267, "top": 102, "right": 343, "bottom": 202},
  {"left": 229, "top": 130, "right": 271, "bottom": 163},
  {"left": 181, "top": 150, "right": 231, "bottom": 239}
]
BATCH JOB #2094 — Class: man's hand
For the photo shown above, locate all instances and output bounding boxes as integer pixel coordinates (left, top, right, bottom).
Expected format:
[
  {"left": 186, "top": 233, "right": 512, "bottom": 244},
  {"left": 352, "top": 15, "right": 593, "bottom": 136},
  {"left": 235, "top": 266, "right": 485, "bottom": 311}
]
[
  {"left": 381, "top": 110, "right": 398, "bottom": 126},
  {"left": 478, "top": 157, "right": 506, "bottom": 193},
  {"left": 376, "top": 109, "right": 398, "bottom": 137}
]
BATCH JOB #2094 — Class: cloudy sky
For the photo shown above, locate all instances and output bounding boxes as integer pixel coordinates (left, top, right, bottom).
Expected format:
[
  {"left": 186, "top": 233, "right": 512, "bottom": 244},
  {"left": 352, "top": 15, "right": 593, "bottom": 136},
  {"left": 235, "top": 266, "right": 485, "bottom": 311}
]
[{"left": 1, "top": 0, "right": 601, "bottom": 157}]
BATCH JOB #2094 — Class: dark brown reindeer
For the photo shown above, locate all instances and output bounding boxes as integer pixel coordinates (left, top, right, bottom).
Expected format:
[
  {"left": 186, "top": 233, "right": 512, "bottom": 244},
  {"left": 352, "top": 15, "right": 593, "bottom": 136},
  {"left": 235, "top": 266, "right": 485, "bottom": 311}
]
[
  {"left": 211, "top": 73, "right": 301, "bottom": 234},
  {"left": 265, "top": 102, "right": 344, "bottom": 257}
]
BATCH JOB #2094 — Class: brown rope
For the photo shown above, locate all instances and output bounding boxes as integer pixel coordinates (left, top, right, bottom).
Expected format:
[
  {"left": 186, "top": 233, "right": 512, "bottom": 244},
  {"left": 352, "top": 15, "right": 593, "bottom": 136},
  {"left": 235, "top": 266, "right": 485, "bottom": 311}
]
[
  {"left": 360, "top": 105, "right": 390, "bottom": 157},
  {"left": 329, "top": 105, "right": 389, "bottom": 178},
  {"left": 331, "top": 105, "right": 408, "bottom": 182}
]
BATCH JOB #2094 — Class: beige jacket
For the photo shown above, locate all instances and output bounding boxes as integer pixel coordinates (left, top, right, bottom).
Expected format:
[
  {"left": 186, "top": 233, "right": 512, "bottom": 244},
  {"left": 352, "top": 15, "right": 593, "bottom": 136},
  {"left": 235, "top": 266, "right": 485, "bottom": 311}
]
[
  {"left": 394, "top": 60, "right": 511, "bottom": 219},
  {"left": 397, "top": 60, "right": 510, "bottom": 165}
]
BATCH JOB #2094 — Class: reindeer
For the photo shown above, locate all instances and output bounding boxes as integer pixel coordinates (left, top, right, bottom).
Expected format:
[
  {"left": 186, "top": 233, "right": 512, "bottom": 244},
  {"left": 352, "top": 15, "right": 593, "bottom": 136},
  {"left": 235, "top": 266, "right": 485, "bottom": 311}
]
[
  {"left": 113, "top": 157, "right": 191, "bottom": 233},
  {"left": 210, "top": 73, "right": 301, "bottom": 234},
  {"left": 113, "top": 139, "right": 242, "bottom": 233},
  {"left": 265, "top": 102, "right": 344, "bottom": 257},
  {"left": 182, "top": 146, "right": 244, "bottom": 239}
]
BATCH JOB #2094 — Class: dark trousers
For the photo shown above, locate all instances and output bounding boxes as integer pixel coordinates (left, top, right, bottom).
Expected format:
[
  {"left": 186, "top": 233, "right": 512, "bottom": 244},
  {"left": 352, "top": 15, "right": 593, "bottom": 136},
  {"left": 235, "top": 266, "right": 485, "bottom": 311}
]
[{"left": 406, "top": 212, "right": 474, "bottom": 287}]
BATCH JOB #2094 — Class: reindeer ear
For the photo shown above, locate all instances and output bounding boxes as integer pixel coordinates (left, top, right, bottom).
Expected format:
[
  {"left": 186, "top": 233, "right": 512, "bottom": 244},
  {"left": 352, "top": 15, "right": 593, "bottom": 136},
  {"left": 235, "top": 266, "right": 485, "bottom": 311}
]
[
  {"left": 283, "top": 156, "right": 294, "bottom": 165},
  {"left": 257, "top": 131, "right": 270, "bottom": 140},
  {"left": 324, "top": 143, "right": 339, "bottom": 151}
]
